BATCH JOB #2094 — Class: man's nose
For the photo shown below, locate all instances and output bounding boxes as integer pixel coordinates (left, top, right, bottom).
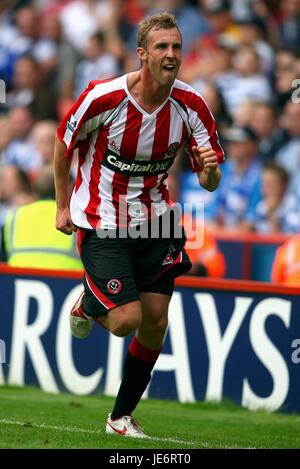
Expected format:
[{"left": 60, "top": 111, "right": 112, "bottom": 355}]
[{"left": 166, "top": 46, "right": 175, "bottom": 57}]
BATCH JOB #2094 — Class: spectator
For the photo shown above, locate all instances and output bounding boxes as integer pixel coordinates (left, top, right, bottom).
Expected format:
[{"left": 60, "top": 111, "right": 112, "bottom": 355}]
[
  {"left": 216, "top": 44, "right": 272, "bottom": 117},
  {"left": 249, "top": 101, "right": 287, "bottom": 162},
  {"left": 271, "top": 234, "right": 300, "bottom": 286},
  {"left": 0, "top": 164, "right": 35, "bottom": 227},
  {"left": 243, "top": 162, "right": 300, "bottom": 234},
  {"left": 2, "top": 166, "right": 82, "bottom": 270},
  {"left": 90, "top": 0, "right": 135, "bottom": 70},
  {"left": 249, "top": 0, "right": 279, "bottom": 48},
  {"left": 30, "top": 120, "right": 58, "bottom": 171},
  {"left": 233, "top": 98, "right": 256, "bottom": 127},
  {"left": 0, "top": 115, "right": 13, "bottom": 162},
  {"left": 1, "top": 106, "right": 40, "bottom": 173},
  {"left": 179, "top": 0, "right": 239, "bottom": 84},
  {"left": 275, "top": 101, "right": 300, "bottom": 193},
  {"left": 274, "top": 48, "right": 298, "bottom": 111},
  {"left": 207, "top": 125, "right": 262, "bottom": 230},
  {"left": 59, "top": 0, "right": 114, "bottom": 53},
  {"left": 37, "top": 7, "right": 79, "bottom": 109},
  {"left": 14, "top": 6, "right": 38, "bottom": 44},
  {"left": 277, "top": 0, "right": 300, "bottom": 49},
  {"left": 8, "top": 5, "right": 62, "bottom": 81},
  {"left": 75, "top": 31, "right": 119, "bottom": 97},
  {"left": 33, "top": 9, "right": 62, "bottom": 77},
  {"left": 237, "top": 15, "right": 274, "bottom": 74},
  {"left": 0, "top": 4, "right": 33, "bottom": 89},
  {"left": 180, "top": 32, "right": 237, "bottom": 85},
  {"left": 202, "top": 0, "right": 241, "bottom": 41},
  {"left": 200, "top": 82, "right": 232, "bottom": 133},
  {"left": 7, "top": 54, "right": 57, "bottom": 119}
]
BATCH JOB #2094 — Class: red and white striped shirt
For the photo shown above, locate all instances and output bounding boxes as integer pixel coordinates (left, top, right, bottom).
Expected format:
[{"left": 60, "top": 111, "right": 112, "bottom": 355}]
[{"left": 57, "top": 74, "right": 225, "bottom": 229}]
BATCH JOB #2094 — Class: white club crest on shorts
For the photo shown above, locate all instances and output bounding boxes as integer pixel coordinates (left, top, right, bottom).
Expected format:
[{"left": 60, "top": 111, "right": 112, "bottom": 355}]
[{"left": 107, "top": 279, "right": 122, "bottom": 294}]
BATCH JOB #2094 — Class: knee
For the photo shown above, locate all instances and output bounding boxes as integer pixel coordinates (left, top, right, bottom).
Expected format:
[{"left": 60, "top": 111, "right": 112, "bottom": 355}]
[
  {"left": 155, "top": 318, "right": 169, "bottom": 336},
  {"left": 144, "top": 313, "right": 169, "bottom": 335},
  {"left": 109, "top": 302, "right": 141, "bottom": 337},
  {"left": 138, "top": 315, "right": 168, "bottom": 349},
  {"left": 111, "top": 318, "right": 139, "bottom": 337}
]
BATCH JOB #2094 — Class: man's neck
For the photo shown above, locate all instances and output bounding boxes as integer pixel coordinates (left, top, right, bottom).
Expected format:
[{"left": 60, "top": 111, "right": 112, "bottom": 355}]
[{"left": 127, "top": 71, "right": 173, "bottom": 114}]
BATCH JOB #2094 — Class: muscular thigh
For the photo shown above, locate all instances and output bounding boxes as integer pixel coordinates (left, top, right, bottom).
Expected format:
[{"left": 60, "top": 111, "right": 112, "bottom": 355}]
[
  {"left": 96, "top": 299, "right": 142, "bottom": 337},
  {"left": 80, "top": 230, "right": 140, "bottom": 317}
]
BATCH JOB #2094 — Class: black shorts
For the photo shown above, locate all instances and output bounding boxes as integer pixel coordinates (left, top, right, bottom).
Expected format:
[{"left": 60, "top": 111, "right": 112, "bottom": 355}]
[{"left": 78, "top": 220, "right": 191, "bottom": 317}]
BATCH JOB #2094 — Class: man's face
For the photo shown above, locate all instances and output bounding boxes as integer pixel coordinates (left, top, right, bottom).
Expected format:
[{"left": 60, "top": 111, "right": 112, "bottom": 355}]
[
  {"left": 139, "top": 27, "right": 182, "bottom": 87},
  {"left": 251, "top": 106, "right": 276, "bottom": 138},
  {"left": 284, "top": 102, "right": 300, "bottom": 137},
  {"left": 262, "top": 169, "right": 286, "bottom": 199},
  {"left": 226, "top": 139, "right": 256, "bottom": 162}
]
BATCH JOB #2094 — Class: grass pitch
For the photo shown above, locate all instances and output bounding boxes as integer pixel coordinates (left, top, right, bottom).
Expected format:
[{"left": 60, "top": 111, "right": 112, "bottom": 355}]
[{"left": 0, "top": 385, "right": 299, "bottom": 449}]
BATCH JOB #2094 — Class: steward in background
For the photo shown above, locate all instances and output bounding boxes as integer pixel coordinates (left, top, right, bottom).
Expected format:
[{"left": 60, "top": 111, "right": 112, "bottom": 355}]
[
  {"left": 3, "top": 167, "right": 82, "bottom": 271},
  {"left": 271, "top": 234, "right": 300, "bottom": 287}
]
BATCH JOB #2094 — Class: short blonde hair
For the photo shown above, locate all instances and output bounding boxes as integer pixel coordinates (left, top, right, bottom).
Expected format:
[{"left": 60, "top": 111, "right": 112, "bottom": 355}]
[{"left": 137, "top": 12, "right": 181, "bottom": 50}]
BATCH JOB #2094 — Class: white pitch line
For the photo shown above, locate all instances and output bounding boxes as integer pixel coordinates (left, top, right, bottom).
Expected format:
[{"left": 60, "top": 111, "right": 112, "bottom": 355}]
[
  {"left": 0, "top": 419, "right": 201, "bottom": 447},
  {"left": 0, "top": 419, "right": 101, "bottom": 435},
  {"left": 0, "top": 419, "right": 249, "bottom": 448}
]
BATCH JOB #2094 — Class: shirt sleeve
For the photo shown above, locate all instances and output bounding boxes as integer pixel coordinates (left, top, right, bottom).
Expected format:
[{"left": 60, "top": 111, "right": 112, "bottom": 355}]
[
  {"left": 56, "top": 80, "right": 107, "bottom": 158},
  {"left": 186, "top": 93, "right": 225, "bottom": 173}
]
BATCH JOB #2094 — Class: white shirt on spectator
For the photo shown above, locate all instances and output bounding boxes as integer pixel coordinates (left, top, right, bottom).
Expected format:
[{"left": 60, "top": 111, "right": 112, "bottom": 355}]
[
  {"left": 275, "top": 138, "right": 300, "bottom": 194},
  {"left": 60, "top": 0, "right": 113, "bottom": 52},
  {"left": 2, "top": 139, "right": 41, "bottom": 173},
  {"left": 215, "top": 72, "right": 272, "bottom": 116},
  {"left": 75, "top": 54, "right": 119, "bottom": 97}
]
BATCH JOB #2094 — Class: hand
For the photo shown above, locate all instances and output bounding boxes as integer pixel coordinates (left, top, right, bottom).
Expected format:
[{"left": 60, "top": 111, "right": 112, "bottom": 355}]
[
  {"left": 192, "top": 146, "right": 218, "bottom": 175},
  {"left": 56, "top": 207, "right": 77, "bottom": 235}
]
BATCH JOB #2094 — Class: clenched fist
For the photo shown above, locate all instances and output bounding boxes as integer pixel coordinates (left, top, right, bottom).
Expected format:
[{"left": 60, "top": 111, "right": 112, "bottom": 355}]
[
  {"left": 192, "top": 146, "right": 218, "bottom": 175},
  {"left": 56, "top": 207, "right": 77, "bottom": 235}
]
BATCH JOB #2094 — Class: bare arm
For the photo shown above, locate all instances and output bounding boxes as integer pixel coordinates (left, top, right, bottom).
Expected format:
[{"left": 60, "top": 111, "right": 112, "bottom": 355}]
[
  {"left": 54, "top": 137, "right": 77, "bottom": 235},
  {"left": 192, "top": 146, "right": 222, "bottom": 192}
]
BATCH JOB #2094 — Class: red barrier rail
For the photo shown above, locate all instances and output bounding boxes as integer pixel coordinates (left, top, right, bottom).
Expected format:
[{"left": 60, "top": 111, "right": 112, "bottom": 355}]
[
  {"left": 1, "top": 263, "right": 300, "bottom": 296},
  {"left": 213, "top": 231, "right": 290, "bottom": 245},
  {"left": 0, "top": 263, "right": 83, "bottom": 279},
  {"left": 176, "top": 276, "right": 300, "bottom": 296}
]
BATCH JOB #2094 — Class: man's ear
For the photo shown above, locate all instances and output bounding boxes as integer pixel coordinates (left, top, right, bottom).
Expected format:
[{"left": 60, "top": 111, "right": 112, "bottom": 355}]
[{"left": 137, "top": 47, "right": 147, "bottom": 62}]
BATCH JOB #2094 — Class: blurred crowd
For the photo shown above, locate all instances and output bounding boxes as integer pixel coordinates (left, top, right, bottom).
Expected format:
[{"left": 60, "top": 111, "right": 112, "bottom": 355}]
[{"left": 1, "top": 0, "right": 300, "bottom": 241}]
